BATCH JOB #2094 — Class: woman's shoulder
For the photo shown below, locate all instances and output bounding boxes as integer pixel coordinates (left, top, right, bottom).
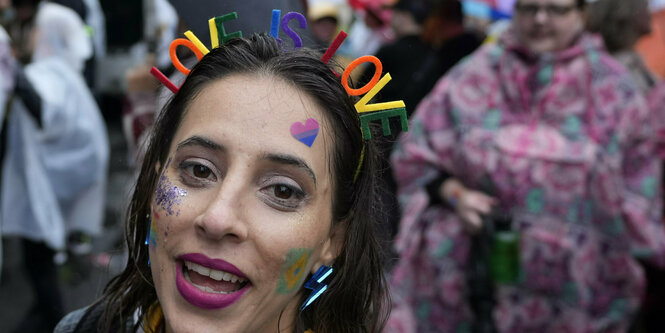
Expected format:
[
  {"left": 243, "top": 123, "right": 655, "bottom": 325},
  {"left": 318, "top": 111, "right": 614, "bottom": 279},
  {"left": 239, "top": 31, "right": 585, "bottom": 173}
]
[
  {"left": 54, "top": 307, "right": 90, "bottom": 333},
  {"left": 54, "top": 301, "right": 123, "bottom": 333}
]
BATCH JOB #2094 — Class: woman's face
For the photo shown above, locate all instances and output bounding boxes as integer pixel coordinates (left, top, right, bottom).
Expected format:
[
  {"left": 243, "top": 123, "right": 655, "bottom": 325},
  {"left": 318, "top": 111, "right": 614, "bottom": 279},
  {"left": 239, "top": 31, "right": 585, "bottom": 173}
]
[
  {"left": 513, "top": 0, "right": 584, "bottom": 54},
  {"left": 148, "top": 74, "right": 344, "bottom": 332}
]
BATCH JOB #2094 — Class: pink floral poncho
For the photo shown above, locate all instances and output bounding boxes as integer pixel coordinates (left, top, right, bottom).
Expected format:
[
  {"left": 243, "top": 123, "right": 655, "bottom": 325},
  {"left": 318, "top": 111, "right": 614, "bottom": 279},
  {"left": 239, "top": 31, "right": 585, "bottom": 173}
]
[{"left": 386, "top": 31, "right": 665, "bottom": 333}]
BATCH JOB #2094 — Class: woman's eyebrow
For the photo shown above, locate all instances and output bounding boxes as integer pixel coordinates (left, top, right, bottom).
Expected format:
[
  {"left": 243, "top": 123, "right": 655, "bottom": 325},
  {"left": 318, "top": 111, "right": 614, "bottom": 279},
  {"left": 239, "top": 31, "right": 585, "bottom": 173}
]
[
  {"left": 176, "top": 136, "right": 226, "bottom": 153},
  {"left": 262, "top": 153, "right": 317, "bottom": 186}
]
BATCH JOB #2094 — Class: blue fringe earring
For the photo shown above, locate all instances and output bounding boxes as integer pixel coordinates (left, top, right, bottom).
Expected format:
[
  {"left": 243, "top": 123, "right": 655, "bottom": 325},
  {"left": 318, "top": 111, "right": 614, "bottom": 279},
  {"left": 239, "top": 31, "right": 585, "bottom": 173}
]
[{"left": 300, "top": 265, "right": 333, "bottom": 311}]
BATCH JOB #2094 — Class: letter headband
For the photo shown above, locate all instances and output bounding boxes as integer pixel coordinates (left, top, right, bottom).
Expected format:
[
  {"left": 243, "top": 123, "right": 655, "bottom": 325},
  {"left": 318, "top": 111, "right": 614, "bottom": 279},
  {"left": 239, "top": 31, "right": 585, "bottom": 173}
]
[{"left": 150, "top": 10, "right": 409, "bottom": 179}]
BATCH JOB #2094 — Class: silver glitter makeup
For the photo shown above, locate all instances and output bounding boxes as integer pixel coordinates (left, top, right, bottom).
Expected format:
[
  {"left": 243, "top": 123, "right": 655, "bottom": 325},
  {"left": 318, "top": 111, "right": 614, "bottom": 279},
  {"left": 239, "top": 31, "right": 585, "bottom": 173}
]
[{"left": 154, "top": 158, "right": 187, "bottom": 216}]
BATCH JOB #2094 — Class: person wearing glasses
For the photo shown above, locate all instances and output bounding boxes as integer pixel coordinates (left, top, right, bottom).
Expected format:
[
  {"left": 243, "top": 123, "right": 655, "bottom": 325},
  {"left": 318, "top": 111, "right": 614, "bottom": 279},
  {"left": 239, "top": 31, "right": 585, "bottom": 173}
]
[{"left": 386, "top": 0, "right": 665, "bottom": 332}]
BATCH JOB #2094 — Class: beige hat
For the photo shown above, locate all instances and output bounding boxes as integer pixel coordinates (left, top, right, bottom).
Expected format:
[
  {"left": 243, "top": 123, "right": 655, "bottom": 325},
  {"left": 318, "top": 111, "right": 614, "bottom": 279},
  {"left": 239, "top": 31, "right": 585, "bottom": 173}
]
[{"left": 309, "top": 3, "right": 340, "bottom": 21}]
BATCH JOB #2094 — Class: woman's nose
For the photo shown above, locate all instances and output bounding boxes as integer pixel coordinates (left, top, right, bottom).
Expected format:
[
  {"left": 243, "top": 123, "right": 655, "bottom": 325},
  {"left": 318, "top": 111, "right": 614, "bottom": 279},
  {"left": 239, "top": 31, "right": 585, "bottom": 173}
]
[
  {"left": 194, "top": 178, "right": 249, "bottom": 242},
  {"left": 534, "top": 9, "right": 549, "bottom": 23}
]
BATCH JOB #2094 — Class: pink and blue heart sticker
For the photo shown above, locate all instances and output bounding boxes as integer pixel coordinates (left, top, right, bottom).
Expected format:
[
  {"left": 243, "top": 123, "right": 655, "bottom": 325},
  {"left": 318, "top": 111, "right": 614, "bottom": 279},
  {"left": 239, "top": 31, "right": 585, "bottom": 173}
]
[{"left": 291, "top": 118, "right": 319, "bottom": 147}]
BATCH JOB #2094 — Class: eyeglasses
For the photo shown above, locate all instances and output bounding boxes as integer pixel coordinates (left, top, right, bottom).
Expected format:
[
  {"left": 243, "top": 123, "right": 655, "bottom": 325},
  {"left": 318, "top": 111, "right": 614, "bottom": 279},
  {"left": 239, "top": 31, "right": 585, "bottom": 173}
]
[{"left": 514, "top": 3, "right": 577, "bottom": 17}]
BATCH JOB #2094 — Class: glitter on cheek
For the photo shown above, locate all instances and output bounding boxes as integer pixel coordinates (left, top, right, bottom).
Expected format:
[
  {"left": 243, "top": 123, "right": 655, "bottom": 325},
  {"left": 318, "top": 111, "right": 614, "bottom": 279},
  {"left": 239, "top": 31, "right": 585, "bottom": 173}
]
[{"left": 154, "top": 173, "right": 188, "bottom": 217}]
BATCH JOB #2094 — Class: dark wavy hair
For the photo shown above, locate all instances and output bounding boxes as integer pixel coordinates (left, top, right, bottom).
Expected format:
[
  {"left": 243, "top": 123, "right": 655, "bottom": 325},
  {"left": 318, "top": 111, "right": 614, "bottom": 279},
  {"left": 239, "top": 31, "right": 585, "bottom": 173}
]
[{"left": 98, "top": 33, "right": 389, "bottom": 332}]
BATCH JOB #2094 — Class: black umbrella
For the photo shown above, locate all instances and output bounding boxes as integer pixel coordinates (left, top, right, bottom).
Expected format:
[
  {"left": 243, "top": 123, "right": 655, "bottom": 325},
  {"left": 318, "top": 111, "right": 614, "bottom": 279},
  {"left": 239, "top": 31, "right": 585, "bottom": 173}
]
[{"left": 167, "top": 0, "right": 313, "bottom": 47}]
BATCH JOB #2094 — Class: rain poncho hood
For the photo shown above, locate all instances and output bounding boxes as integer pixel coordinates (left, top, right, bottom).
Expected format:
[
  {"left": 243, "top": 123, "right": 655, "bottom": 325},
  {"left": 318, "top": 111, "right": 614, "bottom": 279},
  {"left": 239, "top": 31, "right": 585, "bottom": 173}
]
[{"left": 32, "top": 2, "right": 92, "bottom": 72}]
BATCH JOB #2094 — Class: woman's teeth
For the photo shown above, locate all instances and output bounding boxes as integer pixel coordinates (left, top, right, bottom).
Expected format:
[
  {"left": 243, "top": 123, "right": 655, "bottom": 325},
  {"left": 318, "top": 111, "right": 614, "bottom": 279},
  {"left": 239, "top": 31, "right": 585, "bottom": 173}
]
[
  {"left": 184, "top": 261, "right": 247, "bottom": 284},
  {"left": 192, "top": 284, "right": 226, "bottom": 294}
]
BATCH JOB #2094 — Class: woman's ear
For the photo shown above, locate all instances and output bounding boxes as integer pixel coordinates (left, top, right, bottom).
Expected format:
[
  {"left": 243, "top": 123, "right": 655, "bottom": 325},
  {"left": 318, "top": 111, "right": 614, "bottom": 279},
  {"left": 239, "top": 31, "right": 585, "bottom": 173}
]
[
  {"left": 154, "top": 161, "right": 161, "bottom": 174},
  {"left": 312, "top": 220, "right": 347, "bottom": 273}
]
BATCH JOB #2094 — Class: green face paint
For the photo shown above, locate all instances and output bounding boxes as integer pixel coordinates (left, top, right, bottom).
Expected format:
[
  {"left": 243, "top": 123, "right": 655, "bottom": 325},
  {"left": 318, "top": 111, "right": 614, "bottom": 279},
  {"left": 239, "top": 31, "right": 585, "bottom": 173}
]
[
  {"left": 149, "top": 219, "right": 158, "bottom": 247},
  {"left": 149, "top": 208, "right": 160, "bottom": 247},
  {"left": 276, "top": 248, "right": 312, "bottom": 294}
]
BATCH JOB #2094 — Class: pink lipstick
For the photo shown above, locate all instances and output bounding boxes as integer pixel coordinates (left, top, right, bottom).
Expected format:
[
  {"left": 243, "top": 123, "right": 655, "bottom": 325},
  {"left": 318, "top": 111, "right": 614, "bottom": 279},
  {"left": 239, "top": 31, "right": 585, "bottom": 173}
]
[{"left": 176, "top": 253, "right": 250, "bottom": 309}]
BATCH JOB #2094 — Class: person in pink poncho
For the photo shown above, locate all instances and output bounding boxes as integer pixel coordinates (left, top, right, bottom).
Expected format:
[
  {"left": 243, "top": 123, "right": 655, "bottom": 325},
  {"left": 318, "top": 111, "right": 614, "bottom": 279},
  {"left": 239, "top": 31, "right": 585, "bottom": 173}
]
[{"left": 386, "top": 0, "right": 665, "bottom": 332}]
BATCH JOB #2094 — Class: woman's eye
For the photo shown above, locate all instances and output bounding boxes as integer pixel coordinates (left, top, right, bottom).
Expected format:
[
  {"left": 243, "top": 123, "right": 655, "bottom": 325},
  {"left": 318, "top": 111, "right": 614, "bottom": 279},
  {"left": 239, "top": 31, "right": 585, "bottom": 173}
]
[
  {"left": 193, "top": 165, "right": 212, "bottom": 179},
  {"left": 261, "top": 181, "right": 307, "bottom": 211},
  {"left": 274, "top": 185, "right": 294, "bottom": 199},
  {"left": 178, "top": 160, "right": 217, "bottom": 187}
]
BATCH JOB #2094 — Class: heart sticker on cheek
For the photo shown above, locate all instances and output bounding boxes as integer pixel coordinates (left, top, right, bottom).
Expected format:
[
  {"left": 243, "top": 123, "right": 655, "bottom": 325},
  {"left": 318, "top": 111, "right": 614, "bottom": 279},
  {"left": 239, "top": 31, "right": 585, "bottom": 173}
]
[{"left": 290, "top": 118, "right": 320, "bottom": 147}]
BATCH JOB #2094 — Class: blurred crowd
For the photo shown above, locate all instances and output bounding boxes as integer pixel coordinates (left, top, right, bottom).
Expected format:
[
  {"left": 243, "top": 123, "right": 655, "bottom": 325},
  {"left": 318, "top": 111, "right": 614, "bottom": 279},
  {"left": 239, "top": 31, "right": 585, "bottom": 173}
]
[{"left": 0, "top": 0, "right": 664, "bottom": 332}]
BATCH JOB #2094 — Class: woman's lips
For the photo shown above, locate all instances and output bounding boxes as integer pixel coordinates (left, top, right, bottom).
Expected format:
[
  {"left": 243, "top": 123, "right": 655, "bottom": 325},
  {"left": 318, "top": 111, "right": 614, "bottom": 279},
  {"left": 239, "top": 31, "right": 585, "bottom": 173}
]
[
  {"left": 175, "top": 253, "right": 250, "bottom": 309},
  {"left": 180, "top": 253, "right": 248, "bottom": 278}
]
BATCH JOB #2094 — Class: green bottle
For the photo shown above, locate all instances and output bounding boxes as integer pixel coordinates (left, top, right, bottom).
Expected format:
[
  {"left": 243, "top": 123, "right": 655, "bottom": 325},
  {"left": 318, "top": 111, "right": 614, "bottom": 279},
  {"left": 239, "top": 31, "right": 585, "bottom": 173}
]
[{"left": 489, "top": 214, "right": 520, "bottom": 284}]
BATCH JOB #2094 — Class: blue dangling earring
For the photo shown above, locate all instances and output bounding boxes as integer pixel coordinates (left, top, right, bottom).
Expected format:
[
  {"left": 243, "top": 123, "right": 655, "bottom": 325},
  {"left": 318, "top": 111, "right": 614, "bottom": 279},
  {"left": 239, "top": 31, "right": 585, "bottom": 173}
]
[
  {"left": 145, "top": 214, "right": 151, "bottom": 246},
  {"left": 145, "top": 213, "right": 151, "bottom": 266},
  {"left": 300, "top": 265, "right": 333, "bottom": 311}
]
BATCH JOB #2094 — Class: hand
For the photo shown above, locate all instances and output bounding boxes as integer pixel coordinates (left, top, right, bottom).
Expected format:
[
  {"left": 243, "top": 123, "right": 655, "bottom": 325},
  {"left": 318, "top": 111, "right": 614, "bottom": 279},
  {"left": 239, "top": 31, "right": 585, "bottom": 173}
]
[{"left": 441, "top": 178, "right": 496, "bottom": 233}]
